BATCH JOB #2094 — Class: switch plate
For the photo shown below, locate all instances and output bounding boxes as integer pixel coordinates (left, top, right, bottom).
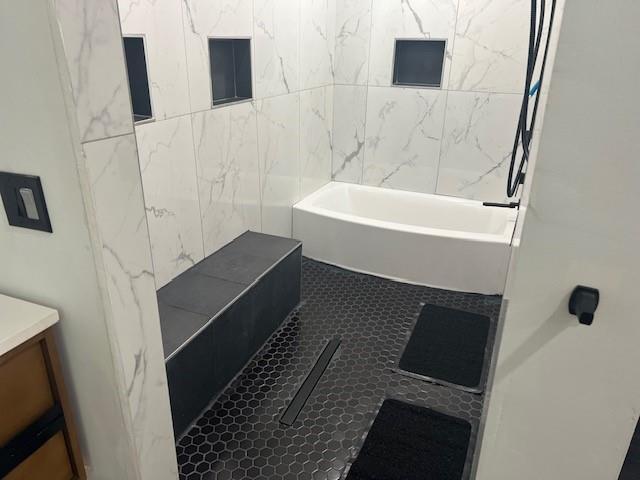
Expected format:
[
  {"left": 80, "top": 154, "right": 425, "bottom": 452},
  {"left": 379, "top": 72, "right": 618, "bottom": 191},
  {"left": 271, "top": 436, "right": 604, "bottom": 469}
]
[{"left": 0, "top": 172, "right": 52, "bottom": 232}]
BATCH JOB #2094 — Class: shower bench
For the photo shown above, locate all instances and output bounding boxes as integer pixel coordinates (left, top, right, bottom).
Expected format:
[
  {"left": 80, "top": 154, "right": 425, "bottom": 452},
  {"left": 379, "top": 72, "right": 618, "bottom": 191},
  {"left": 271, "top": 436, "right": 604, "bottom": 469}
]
[{"left": 157, "top": 231, "right": 301, "bottom": 437}]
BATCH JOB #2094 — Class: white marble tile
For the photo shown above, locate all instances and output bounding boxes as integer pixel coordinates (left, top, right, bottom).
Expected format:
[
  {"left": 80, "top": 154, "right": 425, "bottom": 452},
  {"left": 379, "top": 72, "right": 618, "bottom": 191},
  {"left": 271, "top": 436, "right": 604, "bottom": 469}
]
[
  {"left": 193, "top": 102, "right": 261, "bottom": 256},
  {"left": 256, "top": 93, "right": 300, "bottom": 236},
  {"left": 253, "top": 0, "right": 300, "bottom": 98},
  {"left": 334, "top": 0, "right": 372, "bottom": 85},
  {"left": 300, "top": 0, "right": 334, "bottom": 90},
  {"left": 136, "top": 117, "right": 204, "bottom": 288},
  {"left": 54, "top": 0, "right": 134, "bottom": 141},
  {"left": 300, "top": 86, "right": 333, "bottom": 197},
  {"left": 82, "top": 134, "right": 177, "bottom": 480},
  {"left": 362, "top": 86, "right": 445, "bottom": 193},
  {"left": 449, "top": 0, "right": 528, "bottom": 94},
  {"left": 368, "top": 0, "right": 457, "bottom": 87},
  {"left": 436, "top": 91, "right": 522, "bottom": 202},
  {"left": 118, "top": 0, "right": 191, "bottom": 119},
  {"left": 331, "top": 85, "right": 367, "bottom": 183},
  {"left": 181, "top": 0, "right": 254, "bottom": 111}
]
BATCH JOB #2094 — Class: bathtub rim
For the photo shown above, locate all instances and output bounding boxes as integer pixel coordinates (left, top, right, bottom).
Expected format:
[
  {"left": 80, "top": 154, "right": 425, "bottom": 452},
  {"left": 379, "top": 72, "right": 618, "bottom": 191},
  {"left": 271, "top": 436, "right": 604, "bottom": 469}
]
[{"left": 294, "top": 182, "right": 517, "bottom": 245}]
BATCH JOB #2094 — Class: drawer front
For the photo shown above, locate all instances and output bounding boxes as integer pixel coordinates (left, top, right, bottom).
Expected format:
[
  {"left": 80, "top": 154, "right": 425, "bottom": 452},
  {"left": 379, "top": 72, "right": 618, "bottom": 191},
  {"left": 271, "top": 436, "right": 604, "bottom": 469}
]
[
  {"left": 4, "top": 432, "right": 73, "bottom": 480},
  {"left": 0, "top": 343, "right": 55, "bottom": 446}
]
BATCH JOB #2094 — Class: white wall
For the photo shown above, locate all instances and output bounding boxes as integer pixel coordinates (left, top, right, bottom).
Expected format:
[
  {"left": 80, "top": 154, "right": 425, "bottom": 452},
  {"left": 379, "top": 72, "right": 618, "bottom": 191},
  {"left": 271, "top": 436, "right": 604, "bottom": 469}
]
[
  {"left": 117, "top": 0, "right": 336, "bottom": 288},
  {"left": 332, "top": 0, "right": 562, "bottom": 203},
  {"left": 477, "top": 0, "right": 640, "bottom": 478},
  {"left": 0, "top": 0, "right": 139, "bottom": 477}
]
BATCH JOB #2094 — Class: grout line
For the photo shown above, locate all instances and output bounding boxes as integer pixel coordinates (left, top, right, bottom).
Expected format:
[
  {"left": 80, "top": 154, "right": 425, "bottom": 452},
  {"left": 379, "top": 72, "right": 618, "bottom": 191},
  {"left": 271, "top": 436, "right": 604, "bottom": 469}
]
[
  {"left": 178, "top": 0, "right": 206, "bottom": 261},
  {"left": 164, "top": 243, "right": 302, "bottom": 363},
  {"left": 252, "top": 0, "right": 264, "bottom": 234},
  {"left": 360, "top": 0, "right": 375, "bottom": 185},
  {"left": 433, "top": 0, "right": 463, "bottom": 194}
]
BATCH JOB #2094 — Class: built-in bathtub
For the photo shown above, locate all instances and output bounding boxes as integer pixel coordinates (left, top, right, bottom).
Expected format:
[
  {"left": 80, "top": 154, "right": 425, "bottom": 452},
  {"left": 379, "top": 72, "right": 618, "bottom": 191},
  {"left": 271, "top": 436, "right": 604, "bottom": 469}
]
[{"left": 293, "top": 182, "right": 517, "bottom": 295}]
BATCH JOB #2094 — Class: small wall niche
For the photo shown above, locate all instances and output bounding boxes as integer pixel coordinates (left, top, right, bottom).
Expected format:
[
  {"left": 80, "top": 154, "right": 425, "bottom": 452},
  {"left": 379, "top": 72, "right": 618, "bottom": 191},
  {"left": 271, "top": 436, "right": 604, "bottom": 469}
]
[
  {"left": 123, "top": 36, "right": 153, "bottom": 123},
  {"left": 392, "top": 39, "right": 446, "bottom": 88},
  {"left": 209, "top": 38, "right": 252, "bottom": 106}
]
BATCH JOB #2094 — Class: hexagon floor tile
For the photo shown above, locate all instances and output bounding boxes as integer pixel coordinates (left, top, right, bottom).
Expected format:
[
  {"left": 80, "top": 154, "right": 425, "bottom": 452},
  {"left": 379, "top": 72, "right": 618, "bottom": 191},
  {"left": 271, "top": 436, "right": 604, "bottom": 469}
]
[{"left": 176, "top": 258, "right": 502, "bottom": 480}]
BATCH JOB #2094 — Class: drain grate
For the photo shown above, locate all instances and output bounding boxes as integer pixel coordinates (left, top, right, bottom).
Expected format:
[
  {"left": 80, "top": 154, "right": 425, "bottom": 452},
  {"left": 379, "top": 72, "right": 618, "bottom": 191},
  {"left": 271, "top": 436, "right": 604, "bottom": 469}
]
[
  {"left": 280, "top": 338, "right": 341, "bottom": 426},
  {"left": 175, "top": 259, "right": 501, "bottom": 480}
]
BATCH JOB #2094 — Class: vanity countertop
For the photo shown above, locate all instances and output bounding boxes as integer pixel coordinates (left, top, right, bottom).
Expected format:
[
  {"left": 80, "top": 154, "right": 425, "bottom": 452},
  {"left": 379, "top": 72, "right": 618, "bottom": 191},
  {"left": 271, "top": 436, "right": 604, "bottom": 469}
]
[{"left": 0, "top": 293, "right": 59, "bottom": 356}]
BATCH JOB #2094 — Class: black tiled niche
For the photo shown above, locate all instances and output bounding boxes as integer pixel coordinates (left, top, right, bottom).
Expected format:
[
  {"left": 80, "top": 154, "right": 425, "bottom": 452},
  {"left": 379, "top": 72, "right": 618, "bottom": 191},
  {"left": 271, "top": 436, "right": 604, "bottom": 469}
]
[
  {"left": 209, "top": 38, "right": 252, "bottom": 106},
  {"left": 123, "top": 36, "right": 153, "bottom": 122},
  {"left": 158, "top": 231, "right": 301, "bottom": 436},
  {"left": 393, "top": 39, "right": 446, "bottom": 88}
]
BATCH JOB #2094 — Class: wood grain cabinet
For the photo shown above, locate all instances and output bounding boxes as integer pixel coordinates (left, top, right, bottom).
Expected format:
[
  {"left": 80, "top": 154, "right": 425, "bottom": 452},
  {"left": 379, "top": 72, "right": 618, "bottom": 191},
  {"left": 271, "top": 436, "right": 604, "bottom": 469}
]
[{"left": 0, "top": 329, "right": 85, "bottom": 479}]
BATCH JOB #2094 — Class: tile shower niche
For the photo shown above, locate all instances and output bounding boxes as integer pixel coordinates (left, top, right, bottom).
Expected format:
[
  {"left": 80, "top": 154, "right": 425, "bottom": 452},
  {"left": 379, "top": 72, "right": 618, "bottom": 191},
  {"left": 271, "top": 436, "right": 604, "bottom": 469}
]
[
  {"left": 209, "top": 38, "right": 252, "bottom": 106},
  {"left": 393, "top": 39, "right": 446, "bottom": 88},
  {"left": 123, "top": 36, "right": 153, "bottom": 122}
]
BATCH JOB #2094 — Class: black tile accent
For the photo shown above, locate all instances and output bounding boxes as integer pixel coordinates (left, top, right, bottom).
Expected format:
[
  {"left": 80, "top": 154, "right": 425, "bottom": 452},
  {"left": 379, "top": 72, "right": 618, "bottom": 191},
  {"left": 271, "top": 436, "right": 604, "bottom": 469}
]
[
  {"left": 393, "top": 39, "right": 446, "bottom": 88},
  {"left": 176, "top": 258, "right": 501, "bottom": 479},
  {"left": 157, "top": 302, "right": 209, "bottom": 357},
  {"left": 222, "top": 230, "right": 301, "bottom": 261},
  {"left": 158, "top": 271, "right": 246, "bottom": 318},
  {"left": 620, "top": 419, "right": 640, "bottom": 479},
  {"left": 194, "top": 249, "right": 275, "bottom": 285},
  {"left": 161, "top": 231, "right": 302, "bottom": 437}
]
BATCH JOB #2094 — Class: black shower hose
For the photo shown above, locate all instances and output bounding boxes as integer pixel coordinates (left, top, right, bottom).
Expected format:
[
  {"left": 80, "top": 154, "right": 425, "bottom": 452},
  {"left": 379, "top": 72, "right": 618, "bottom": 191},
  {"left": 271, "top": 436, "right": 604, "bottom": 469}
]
[{"left": 507, "top": 0, "right": 558, "bottom": 198}]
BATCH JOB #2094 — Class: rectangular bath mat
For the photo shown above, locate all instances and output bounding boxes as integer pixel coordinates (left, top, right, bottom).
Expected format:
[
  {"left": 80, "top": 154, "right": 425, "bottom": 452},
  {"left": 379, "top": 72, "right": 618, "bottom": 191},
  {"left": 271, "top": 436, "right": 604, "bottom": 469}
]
[
  {"left": 398, "top": 303, "right": 490, "bottom": 392},
  {"left": 345, "top": 399, "right": 471, "bottom": 480}
]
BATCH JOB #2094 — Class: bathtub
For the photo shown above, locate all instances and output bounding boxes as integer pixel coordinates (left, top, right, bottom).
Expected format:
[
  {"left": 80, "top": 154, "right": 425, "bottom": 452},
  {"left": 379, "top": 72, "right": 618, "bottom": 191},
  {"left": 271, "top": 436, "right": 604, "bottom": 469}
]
[{"left": 292, "top": 182, "right": 517, "bottom": 295}]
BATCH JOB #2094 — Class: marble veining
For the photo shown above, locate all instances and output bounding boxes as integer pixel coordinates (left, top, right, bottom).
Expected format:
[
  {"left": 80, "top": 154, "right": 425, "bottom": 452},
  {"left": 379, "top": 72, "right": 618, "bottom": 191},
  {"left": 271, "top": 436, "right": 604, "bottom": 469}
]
[
  {"left": 436, "top": 91, "right": 522, "bottom": 202},
  {"left": 54, "top": 0, "right": 134, "bottom": 142},
  {"left": 449, "top": 0, "right": 528, "bottom": 94},
  {"left": 300, "top": 0, "right": 335, "bottom": 90},
  {"left": 254, "top": 0, "right": 300, "bottom": 98},
  {"left": 117, "top": 0, "right": 191, "bottom": 119},
  {"left": 193, "top": 102, "right": 261, "bottom": 256},
  {"left": 363, "top": 86, "right": 446, "bottom": 193},
  {"left": 256, "top": 93, "right": 301, "bottom": 236},
  {"left": 300, "top": 86, "right": 334, "bottom": 197},
  {"left": 136, "top": 117, "right": 204, "bottom": 288},
  {"left": 82, "top": 134, "right": 178, "bottom": 480},
  {"left": 367, "top": 0, "right": 457, "bottom": 87},
  {"left": 332, "top": 85, "right": 368, "bottom": 183},
  {"left": 334, "top": 0, "right": 372, "bottom": 85},
  {"left": 181, "top": 0, "right": 254, "bottom": 111}
]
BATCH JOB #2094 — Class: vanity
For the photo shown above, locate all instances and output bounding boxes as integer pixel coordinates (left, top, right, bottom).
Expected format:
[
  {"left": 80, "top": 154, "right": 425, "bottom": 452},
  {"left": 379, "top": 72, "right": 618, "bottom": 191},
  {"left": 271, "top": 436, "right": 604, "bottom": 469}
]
[{"left": 0, "top": 294, "right": 85, "bottom": 479}]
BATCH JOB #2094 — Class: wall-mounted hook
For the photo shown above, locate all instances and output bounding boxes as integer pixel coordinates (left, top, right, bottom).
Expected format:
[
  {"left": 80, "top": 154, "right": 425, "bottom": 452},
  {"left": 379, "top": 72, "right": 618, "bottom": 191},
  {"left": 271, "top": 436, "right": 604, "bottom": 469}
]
[{"left": 569, "top": 286, "right": 600, "bottom": 325}]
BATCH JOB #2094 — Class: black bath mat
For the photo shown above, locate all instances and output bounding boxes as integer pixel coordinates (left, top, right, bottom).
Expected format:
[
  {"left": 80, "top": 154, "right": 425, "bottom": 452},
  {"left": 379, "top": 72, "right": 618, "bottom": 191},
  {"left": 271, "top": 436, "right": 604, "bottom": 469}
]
[
  {"left": 398, "top": 304, "right": 490, "bottom": 391},
  {"left": 345, "top": 399, "right": 471, "bottom": 480}
]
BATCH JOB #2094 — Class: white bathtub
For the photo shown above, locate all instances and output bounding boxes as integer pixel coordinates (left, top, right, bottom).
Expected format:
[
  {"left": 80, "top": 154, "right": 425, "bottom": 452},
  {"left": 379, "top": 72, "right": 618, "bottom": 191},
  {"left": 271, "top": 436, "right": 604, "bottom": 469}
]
[{"left": 293, "top": 182, "right": 517, "bottom": 294}]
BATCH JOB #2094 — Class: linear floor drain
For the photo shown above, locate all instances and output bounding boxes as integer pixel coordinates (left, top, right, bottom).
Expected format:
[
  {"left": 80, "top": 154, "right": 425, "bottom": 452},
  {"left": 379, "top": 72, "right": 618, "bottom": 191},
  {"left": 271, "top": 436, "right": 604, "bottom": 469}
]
[{"left": 280, "top": 338, "right": 341, "bottom": 426}]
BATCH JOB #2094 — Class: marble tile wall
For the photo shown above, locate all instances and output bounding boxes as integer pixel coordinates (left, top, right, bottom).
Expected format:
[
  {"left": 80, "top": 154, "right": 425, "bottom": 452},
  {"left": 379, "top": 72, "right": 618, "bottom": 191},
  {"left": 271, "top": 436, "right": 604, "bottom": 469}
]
[
  {"left": 331, "top": 0, "right": 564, "bottom": 203},
  {"left": 117, "top": 0, "right": 336, "bottom": 289},
  {"left": 53, "top": 0, "right": 179, "bottom": 478}
]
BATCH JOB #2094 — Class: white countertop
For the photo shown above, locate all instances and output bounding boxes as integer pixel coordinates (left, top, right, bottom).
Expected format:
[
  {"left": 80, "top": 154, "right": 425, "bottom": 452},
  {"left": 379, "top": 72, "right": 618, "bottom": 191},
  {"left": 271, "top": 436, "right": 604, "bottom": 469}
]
[{"left": 0, "top": 294, "right": 59, "bottom": 356}]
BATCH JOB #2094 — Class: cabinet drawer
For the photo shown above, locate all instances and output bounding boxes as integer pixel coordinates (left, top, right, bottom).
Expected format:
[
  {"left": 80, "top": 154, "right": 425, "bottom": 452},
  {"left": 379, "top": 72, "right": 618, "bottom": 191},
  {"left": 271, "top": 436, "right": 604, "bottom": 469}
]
[
  {"left": 4, "top": 432, "right": 73, "bottom": 480},
  {"left": 0, "top": 342, "right": 55, "bottom": 446}
]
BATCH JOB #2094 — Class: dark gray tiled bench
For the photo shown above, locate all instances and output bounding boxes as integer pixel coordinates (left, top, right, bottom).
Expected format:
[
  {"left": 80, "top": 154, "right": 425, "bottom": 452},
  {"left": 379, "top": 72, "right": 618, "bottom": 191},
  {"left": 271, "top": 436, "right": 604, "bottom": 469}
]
[{"left": 158, "top": 231, "right": 302, "bottom": 437}]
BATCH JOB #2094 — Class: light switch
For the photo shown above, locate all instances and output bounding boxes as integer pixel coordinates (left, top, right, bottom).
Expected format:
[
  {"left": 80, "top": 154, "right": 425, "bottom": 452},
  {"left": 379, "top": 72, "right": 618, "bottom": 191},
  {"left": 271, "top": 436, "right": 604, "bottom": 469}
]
[
  {"left": 0, "top": 172, "right": 52, "bottom": 232},
  {"left": 18, "top": 188, "right": 40, "bottom": 220}
]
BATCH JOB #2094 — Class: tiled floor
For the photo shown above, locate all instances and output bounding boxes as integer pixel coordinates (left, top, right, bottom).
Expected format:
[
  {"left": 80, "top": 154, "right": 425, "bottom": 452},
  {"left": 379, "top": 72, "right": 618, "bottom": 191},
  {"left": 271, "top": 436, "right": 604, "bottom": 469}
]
[{"left": 176, "top": 258, "right": 502, "bottom": 480}]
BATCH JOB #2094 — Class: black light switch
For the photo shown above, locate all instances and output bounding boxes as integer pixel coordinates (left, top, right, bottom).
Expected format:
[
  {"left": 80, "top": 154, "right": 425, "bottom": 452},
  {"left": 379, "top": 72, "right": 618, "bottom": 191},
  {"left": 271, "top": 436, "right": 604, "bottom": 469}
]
[{"left": 0, "top": 172, "right": 52, "bottom": 232}]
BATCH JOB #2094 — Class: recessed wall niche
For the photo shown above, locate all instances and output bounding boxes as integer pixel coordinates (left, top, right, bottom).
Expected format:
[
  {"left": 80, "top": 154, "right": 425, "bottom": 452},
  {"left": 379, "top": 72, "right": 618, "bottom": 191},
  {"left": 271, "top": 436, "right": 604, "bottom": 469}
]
[
  {"left": 123, "top": 36, "right": 153, "bottom": 122},
  {"left": 209, "top": 38, "right": 252, "bottom": 106},
  {"left": 392, "top": 39, "right": 446, "bottom": 88}
]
